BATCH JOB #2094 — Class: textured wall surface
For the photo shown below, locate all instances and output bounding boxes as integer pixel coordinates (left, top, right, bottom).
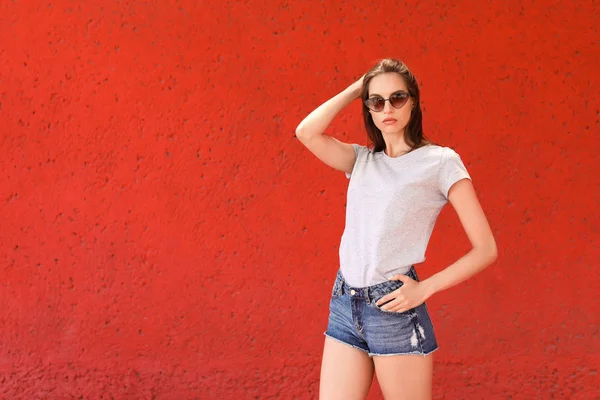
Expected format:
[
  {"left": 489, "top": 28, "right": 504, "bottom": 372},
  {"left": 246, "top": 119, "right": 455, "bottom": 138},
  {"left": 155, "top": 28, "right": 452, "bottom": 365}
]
[{"left": 1, "top": 0, "right": 598, "bottom": 399}]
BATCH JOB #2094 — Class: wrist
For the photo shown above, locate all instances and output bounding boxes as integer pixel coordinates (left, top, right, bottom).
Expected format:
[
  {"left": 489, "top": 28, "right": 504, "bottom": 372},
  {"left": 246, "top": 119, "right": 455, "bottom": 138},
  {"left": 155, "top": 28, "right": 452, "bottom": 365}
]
[
  {"left": 344, "top": 84, "right": 361, "bottom": 100},
  {"left": 420, "top": 276, "right": 440, "bottom": 299}
]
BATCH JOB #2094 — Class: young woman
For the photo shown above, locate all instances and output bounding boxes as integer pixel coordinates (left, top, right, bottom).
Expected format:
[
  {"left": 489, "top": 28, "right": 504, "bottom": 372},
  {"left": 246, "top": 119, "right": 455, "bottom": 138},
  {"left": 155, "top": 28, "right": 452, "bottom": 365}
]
[{"left": 295, "top": 58, "right": 498, "bottom": 400}]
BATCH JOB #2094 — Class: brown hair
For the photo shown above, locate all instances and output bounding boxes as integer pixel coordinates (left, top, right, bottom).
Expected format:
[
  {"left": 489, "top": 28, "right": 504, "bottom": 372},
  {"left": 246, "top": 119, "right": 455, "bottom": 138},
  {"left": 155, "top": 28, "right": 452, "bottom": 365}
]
[{"left": 361, "top": 58, "right": 438, "bottom": 153}]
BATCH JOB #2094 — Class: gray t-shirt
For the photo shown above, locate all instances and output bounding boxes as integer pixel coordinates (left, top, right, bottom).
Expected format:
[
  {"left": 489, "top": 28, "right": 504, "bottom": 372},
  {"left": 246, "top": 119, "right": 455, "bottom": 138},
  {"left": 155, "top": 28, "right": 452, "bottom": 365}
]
[{"left": 339, "top": 144, "right": 471, "bottom": 287}]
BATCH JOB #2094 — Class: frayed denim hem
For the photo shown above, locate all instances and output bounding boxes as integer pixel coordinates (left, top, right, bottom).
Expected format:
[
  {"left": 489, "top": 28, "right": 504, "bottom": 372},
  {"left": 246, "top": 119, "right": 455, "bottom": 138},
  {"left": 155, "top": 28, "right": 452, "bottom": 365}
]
[
  {"left": 323, "top": 332, "right": 371, "bottom": 356},
  {"left": 368, "top": 345, "right": 439, "bottom": 358}
]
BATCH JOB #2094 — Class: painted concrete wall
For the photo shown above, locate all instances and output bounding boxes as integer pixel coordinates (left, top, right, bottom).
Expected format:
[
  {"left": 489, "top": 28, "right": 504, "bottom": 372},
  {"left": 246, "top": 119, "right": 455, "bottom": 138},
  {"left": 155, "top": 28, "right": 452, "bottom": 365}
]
[{"left": 1, "top": 0, "right": 598, "bottom": 398}]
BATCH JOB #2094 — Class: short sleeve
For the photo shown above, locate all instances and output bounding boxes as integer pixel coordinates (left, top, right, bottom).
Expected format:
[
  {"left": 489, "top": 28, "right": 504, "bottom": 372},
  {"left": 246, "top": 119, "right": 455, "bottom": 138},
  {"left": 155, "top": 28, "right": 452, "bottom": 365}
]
[
  {"left": 438, "top": 148, "right": 471, "bottom": 199},
  {"left": 345, "top": 144, "right": 363, "bottom": 179}
]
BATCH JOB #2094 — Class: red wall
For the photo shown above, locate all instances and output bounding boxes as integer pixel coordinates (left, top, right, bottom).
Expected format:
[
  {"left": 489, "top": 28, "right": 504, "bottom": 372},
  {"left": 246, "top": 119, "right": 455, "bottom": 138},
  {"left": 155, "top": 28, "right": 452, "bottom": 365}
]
[{"left": 1, "top": 1, "right": 598, "bottom": 398}]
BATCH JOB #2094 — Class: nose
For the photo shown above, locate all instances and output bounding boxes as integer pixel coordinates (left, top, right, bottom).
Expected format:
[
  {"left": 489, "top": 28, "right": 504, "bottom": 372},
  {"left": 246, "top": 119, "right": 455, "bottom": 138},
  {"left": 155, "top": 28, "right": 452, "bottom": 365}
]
[{"left": 383, "top": 100, "right": 395, "bottom": 114}]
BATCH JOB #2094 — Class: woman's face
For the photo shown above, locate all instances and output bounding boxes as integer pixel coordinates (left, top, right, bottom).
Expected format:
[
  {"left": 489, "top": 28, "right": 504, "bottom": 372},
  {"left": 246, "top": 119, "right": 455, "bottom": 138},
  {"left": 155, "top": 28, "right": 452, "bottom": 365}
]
[{"left": 366, "top": 73, "right": 414, "bottom": 136}]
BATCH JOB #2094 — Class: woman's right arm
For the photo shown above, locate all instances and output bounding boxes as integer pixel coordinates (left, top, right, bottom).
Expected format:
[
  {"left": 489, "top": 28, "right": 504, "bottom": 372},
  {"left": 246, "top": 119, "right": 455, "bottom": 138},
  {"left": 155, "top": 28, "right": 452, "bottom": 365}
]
[{"left": 295, "top": 77, "right": 363, "bottom": 175}]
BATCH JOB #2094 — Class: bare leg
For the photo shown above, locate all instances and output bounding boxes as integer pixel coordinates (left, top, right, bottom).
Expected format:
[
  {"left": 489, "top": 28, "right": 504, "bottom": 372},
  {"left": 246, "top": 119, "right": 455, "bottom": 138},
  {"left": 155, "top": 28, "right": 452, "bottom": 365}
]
[
  {"left": 319, "top": 337, "right": 375, "bottom": 400},
  {"left": 373, "top": 353, "right": 434, "bottom": 400}
]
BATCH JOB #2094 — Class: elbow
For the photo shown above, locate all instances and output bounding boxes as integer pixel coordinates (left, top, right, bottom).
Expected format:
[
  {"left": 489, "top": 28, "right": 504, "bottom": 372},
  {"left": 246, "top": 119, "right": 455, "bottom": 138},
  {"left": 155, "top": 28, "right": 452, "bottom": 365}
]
[
  {"left": 489, "top": 248, "right": 498, "bottom": 264},
  {"left": 295, "top": 126, "right": 315, "bottom": 142},
  {"left": 474, "top": 239, "right": 498, "bottom": 267},
  {"left": 295, "top": 120, "right": 307, "bottom": 137},
  {"left": 485, "top": 240, "right": 499, "bottom": 264},
  {"left": 295, "top": 124, "right": 312, "bottom": 140}
]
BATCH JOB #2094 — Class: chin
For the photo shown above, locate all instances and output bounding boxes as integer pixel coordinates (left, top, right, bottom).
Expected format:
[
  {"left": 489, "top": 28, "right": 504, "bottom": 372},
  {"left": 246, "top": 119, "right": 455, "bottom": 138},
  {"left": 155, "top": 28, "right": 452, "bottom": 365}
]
[{"left": 378, "top": 125, "right": 406, "bottom": 135}]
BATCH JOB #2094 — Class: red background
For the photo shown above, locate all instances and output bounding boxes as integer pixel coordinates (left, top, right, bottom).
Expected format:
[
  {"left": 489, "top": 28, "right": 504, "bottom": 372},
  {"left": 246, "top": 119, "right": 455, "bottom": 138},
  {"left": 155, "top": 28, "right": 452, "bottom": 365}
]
[{"left": 1, "top": 1, "right": 598, "bottom": 398}]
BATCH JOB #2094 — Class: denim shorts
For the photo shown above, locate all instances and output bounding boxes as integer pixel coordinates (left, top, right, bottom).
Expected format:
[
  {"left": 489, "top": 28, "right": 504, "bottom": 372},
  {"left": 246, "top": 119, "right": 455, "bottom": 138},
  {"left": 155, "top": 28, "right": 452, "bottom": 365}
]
[{"left": 324, "top": 266, "right": 438, "bottom": 357}]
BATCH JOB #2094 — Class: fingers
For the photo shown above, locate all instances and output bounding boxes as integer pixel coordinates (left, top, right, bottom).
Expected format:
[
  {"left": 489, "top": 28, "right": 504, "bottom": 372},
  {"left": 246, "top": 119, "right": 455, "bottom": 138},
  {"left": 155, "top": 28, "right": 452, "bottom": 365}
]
[
  {"left": 387, "top": 303, "right": 409, "bottom": 313},
  {"left": 377, "top": 295, "right": 406, "bottom": 311},
  {"left": 376, "top": 293, "right": 398, "bottom": 307},
  {"left": 375, "top": 285, "right": 408, "bottom": 306},
  {"left": 388, "top": 274, "right": 411, "bottom": 282},
  {"left": 381, "top": 301, "right": 410, "bottom": 313}
]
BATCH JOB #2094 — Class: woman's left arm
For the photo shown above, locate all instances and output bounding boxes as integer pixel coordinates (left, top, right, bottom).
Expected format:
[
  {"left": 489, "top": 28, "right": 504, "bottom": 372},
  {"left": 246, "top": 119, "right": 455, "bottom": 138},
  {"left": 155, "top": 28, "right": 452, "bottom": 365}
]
[{"left": 420, "top": 178, "right": 498, "bottom": 298}]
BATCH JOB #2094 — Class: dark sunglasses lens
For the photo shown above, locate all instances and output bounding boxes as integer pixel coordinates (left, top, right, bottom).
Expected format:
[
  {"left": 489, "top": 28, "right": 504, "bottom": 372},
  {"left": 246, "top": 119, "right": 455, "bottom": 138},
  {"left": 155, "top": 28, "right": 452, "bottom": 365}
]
[
  {"left": 365, "top": 97, "right": 384, "bottom": 111},
  {"left": 390, "top": 93, "right": 409, "bottom": 108}
]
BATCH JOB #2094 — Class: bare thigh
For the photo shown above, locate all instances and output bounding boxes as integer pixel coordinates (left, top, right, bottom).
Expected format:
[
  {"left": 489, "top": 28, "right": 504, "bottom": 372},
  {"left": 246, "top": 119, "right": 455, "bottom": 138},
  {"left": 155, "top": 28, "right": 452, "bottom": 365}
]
[
  {"left": 319, "top": 337, "right": 374, "bottom": 400},
  {"left": 373, "top": 353, "right": 434, "bottom": 400}
]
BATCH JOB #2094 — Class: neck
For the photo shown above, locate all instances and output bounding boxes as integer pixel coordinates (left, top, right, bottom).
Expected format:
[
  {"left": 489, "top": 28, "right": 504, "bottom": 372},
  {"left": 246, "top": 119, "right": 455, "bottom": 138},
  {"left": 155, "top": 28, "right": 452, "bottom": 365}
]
[
  {"left": 382, "top": 137, "right": 430, "bottom": 157},
  {"left": 383, "top": 136, "right": 412, "bottom": 157}
]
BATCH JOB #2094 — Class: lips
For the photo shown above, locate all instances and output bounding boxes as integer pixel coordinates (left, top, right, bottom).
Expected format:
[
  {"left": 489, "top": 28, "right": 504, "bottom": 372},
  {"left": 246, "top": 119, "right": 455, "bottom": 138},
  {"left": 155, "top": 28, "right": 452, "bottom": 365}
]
[{"left": 382, "top": 118, "right": 397, "bottom": 124}]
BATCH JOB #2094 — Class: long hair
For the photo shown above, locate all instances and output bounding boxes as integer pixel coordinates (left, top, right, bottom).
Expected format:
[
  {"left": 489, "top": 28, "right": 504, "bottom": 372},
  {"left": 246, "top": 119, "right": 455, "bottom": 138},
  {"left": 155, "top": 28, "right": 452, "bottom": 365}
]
[{"left": 361, "top": 58, "right": 438, "bottom": 153}]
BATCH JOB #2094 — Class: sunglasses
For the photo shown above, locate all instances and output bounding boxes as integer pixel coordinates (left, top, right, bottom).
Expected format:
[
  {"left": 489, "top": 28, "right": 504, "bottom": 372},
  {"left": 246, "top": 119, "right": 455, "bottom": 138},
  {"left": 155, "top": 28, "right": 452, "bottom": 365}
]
[{"left": 364, "top": 91, "right": 411, "bottom": 112}]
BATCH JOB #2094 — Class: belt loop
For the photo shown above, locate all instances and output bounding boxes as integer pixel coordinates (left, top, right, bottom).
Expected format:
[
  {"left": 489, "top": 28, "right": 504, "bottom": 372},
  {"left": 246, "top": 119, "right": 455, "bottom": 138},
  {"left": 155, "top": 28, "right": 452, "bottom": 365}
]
[
  {"left": 412, "top": 265, "right": 419, "bottom": 282},
  {"left": 365, "top": 287, "right": 371, "bottom": 304}
]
